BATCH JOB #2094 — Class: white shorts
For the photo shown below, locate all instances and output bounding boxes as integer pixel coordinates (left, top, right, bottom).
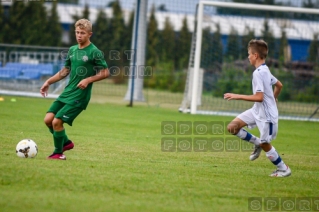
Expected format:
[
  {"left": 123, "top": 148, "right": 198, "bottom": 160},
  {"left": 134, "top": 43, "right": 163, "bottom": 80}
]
[{"left": 237, "top": 108, "right": 278, "bottom": 143}]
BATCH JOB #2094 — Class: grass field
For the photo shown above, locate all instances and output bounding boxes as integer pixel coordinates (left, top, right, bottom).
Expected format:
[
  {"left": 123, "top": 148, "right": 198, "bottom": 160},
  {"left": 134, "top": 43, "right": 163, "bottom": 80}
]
[{"left": 0, "top": 96, "right": 318, "bottom": 212}]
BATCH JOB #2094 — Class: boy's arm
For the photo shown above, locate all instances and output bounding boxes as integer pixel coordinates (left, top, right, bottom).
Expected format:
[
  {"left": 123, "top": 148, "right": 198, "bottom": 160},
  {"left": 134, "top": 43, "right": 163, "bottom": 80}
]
[
  {"left": 77, "top": 68, "right": 110, "bottom": 90},
  {"left": 40, "top": 67, "right": 70, "bottom": 97},
  {"left": 273, "top": 80, "right": 283, "bottom": 101},
  {"left": 224, "top": 92, "right": 263, "bottom": 102},
  {"left": 46, "top": 67, "right": 70, "bottom": 84}
]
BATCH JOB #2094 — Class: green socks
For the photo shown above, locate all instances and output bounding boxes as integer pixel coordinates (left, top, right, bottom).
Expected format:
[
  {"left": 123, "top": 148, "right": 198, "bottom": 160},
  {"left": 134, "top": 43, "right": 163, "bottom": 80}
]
[
  {"left": 49, "top": 127, "right": 69, "bottom": 148},
  {"left": 53, "top": 129, "right": 67, "bottom": 154}
]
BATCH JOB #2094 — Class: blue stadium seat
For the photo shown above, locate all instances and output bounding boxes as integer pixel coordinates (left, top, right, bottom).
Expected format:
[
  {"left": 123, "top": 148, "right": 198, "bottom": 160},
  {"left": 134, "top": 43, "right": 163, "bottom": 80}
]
[
  {"left": 16, "top": 69, "right": 41, "bottom": 80},
  {"left": 0, "top": 67, "right": 21, "bottom": 79},
  {"left": 4, "top": 62, "right": 20, "bottom": 68},
  {"left": 5, "top": 62, "right": 36, "bottom": 69},
  {"left": 4, "top": 62, "right": 54, "bottom": 76},
  {"left": 37, "top": 64, "right": 54, "bottom": 75}
]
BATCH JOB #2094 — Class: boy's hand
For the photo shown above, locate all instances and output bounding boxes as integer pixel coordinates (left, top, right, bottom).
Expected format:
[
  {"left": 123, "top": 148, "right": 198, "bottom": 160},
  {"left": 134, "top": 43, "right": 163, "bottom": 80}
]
[
  {"left": 224, "top": 93, "right": 239, "bottom": 100},
  {"left": 77, "top": 78, "right": 90, "bottom": 90},
  {"left": 40, "top": 81, "right": 50, "bottom": 97}
]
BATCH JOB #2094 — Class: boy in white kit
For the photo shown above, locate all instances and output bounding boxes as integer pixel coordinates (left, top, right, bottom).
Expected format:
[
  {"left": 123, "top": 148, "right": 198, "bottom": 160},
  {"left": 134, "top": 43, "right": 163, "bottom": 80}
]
[{"left": 224, "top": 39, "right": 291, "bottom": 177}]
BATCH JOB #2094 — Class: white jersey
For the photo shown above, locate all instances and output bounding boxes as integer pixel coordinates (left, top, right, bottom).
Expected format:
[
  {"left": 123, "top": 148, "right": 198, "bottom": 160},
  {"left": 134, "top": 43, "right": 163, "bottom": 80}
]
[{"left": 251, "top": 64, "right": 278, "bottom": 124}]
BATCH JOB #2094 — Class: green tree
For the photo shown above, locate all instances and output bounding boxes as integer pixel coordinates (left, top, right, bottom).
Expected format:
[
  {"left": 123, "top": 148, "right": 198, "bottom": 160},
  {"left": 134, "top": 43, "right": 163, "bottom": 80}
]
[
  {"left": 107, "top": 1, "right": 116, "bottom": 7},
  {"left": 263, "top": 0, "right": 275, "bottom": 4},
  {"left": 170, "top": 16, "right": 192, "bottom": 92},
  {"left": 241, "top": 26, "right": 255, "bottom": 59},
  {"left": 157, "top": 4, "right": 168, "bottom": 12},
  {"left": 175, "top": 16, "right": 191, "bottom": 70},
  {"left": 4, "top": 1, "right": 26, "bottom": 44},
  {"left": 261, "top": 19, "right": 276, "bottom": 58},
  {"left": 226, "top": 27, "right": 240, "bottom": 61},
  {"left": 279, "top": 29, "right": 289, "bottom": 64},
  {"left": 69, "top": 13, "right": 80, "bottom": 45},
  {"left": 213, "top": 67, "right": 252, "bottom": 97},
  {"left": 146, "top": 5, "right": 159, "bottom": 68},
  {"left": 308, "top": 34, "right": 319, "bottom": 63},
  {"left": 93, "top": 9, "right": 109, "bottom": 54},
  {"left": 59, "top": 0, "right": 79, "bottom": 4},
  {"left": 46, "top": 1, "right": 62, "bottom": 47},
  {"left": 68, "top": 5, "right": 90, "bottom": 45},
  {"left": 107, "top": 0, "right": 126, "bottom": 67},
  {"left": 201, "top": 25, "right": 223, "bottom": 70},
  {"left": 149, "top": 16, "right": 175, "bottom": 91},
  {"left": 201, "top": 28, "right": 213, "bottom": 69},
  {"left": 22, "top": 1, "right": 48, "bottom": 45},
  {"left": 211, "top": 24, "right": 223, "bottom": 66},
  {"left": 82, "top": 4, "right": 90, "bottom": 19},
  {"left": 159, "top": 17, "right": 175, "bottom": 65},
  {"left": 0, "top": 1, "right": 4, "bottom": 43},
  {"left": 122, "top": 10, "right": 134, "bottom": 66}
]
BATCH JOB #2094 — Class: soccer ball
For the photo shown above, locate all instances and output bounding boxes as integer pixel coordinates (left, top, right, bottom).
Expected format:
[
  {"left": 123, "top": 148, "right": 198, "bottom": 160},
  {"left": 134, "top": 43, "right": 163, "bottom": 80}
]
[{"left": 16, "top": 139, "right": 38, "bottom": 158}]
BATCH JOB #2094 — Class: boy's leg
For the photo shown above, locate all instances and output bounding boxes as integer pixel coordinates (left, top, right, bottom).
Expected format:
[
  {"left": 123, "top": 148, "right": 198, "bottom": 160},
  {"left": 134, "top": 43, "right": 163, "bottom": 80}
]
[
  {"left": 235, "top": 127, "right": 261, "bottom": 146},
  {"left": 44, "top": 100, "right": 74, "bottom": 150},
  {"left": 44, "top": 108, "right": 72, "bottom": 150},
  {"left": 227, "top": 109, "right": 262, "bottom": 160},
  {"left": 48, "top": 124, "right": 70, "bottom": 146},
  {"left": 50, "top": 127, "right": 71, "bottom": 150},
  {"left": 262, "top": 143, "right": 291, "bottom": 177},
  {"left": 258, "top": 122, "right": 291, "bottom": 177},
  {"left": 44, "top": 100, "right": 74, "bottom": 152},
  {"left": 53, "top": 128, "right": 67, "bottom": 154},
  {"left": 50, "top": 127, "right": 73, "bottom": 152},
  {"left": 54, "top": 104, "right": 83, "bottom": 152},
  {"left": 44, "top": 112, "right": 55, "bottom": 134},
  {"left": 47, "top": 117, "right": 67, "bottom": 160}
]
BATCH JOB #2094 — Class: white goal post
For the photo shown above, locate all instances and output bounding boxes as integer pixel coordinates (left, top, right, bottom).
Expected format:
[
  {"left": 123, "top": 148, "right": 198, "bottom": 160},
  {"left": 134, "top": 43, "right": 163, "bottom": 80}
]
[{"left": 186, "top": 1, "right": 319, "bottom": 120}]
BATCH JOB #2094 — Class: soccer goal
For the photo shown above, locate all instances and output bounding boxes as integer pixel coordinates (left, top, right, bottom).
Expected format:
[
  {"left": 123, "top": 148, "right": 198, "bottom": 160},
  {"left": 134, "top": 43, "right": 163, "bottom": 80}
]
[{"left": 180, "top": 1, "right": 319, "bottom": 121}]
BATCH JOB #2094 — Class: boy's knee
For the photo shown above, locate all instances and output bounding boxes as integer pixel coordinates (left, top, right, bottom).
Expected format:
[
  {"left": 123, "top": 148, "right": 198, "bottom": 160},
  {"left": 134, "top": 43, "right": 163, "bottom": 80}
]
[
  {"left": 44, "top": 117, "right": 53, "bottom": 127},
  {"left": 260, "top": 142, "right": 272, "bottom": 152},
  {"left": 227, "top": 123, "right": 239, "bottom": 135},
  {"left": 52, "top": 118, "right": 63, "bottom": 130}
]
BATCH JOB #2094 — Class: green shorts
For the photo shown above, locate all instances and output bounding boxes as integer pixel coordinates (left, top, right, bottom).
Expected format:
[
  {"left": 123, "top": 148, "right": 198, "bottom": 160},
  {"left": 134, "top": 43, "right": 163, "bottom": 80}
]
[{"left": 47, "top": 100, "right": 83, "bottom": 126}]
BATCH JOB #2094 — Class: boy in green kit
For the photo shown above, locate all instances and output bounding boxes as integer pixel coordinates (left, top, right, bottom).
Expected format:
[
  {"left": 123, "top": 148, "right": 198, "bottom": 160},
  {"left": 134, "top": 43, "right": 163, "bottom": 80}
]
[{"left": 40, "top": 19, "right": 110, "bottom": 160}]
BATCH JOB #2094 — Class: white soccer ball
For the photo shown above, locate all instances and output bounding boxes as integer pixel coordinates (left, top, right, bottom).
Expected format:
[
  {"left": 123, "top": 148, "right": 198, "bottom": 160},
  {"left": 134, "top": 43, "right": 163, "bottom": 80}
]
[{"left": 16, "top": 139, "right": 38, "bottom": 158}]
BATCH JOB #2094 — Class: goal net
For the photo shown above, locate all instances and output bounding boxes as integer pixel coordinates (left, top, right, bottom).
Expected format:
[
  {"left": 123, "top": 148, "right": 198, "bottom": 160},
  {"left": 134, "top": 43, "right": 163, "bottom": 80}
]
[{"left": 180, "top": 1, "right": 319, "bottom": 121}]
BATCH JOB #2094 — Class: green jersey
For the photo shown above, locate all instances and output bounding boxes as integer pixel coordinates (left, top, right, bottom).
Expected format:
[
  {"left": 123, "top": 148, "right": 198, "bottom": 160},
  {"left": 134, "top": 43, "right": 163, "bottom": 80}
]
[{"left": 57, "top": 43, "right": 107, "bottom": 109}]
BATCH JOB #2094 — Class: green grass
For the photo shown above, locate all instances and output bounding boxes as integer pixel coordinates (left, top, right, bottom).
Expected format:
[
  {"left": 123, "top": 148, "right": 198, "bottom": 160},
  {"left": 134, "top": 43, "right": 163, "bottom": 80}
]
[{"left": 0, "top": 96, "right": 318, "bottom": 212}]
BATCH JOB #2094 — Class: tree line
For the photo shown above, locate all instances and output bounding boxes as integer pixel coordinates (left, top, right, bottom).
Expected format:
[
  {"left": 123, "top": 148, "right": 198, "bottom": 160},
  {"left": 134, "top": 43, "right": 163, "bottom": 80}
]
[{"left": 0, "top": 0, "right": 317, "bottom": 65}]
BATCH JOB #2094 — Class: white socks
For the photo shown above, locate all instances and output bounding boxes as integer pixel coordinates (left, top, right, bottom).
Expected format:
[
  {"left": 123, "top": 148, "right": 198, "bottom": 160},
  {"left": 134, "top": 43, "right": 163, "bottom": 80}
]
[
  {"left": 266, "top": 146, "right": 287, "bottom": 170},
  {"left": 236, "top": 128, "right": 261, "bottom": 146},
  {"left": 236, "top": 129, "right": 288, "bottom": 171}
]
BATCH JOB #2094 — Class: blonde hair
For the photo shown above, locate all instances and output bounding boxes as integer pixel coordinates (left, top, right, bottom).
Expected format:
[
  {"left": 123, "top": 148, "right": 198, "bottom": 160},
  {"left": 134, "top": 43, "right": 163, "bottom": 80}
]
[
  {"left": 248, "top": 39, "right": 268, "bottom": 59},
  {"left": 75, "top": 19, "right": 92, "bottom": 32}
]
